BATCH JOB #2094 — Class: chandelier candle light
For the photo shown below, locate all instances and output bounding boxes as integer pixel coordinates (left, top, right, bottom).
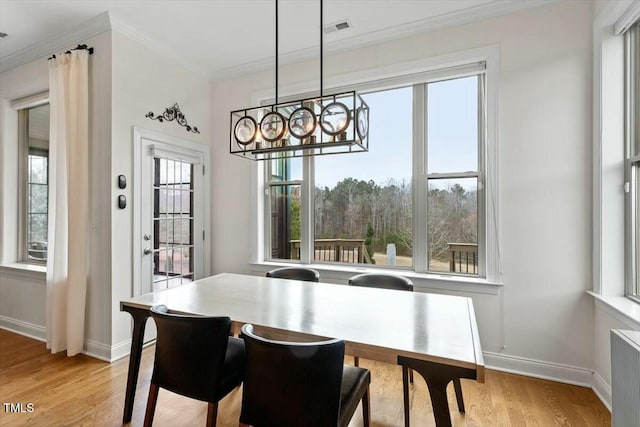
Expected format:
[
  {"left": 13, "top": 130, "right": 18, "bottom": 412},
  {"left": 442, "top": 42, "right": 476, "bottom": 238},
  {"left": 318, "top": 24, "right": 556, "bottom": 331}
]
[{"left": 230, "top": 0, "right": 369, "bottom": 160}]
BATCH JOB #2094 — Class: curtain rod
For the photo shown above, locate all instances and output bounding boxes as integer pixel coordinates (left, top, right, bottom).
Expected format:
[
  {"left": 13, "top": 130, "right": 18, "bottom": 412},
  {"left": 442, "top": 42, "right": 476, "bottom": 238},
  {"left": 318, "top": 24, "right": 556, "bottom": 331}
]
[{"left": 48, "top": 44, "right": 94, "bottom": 60}]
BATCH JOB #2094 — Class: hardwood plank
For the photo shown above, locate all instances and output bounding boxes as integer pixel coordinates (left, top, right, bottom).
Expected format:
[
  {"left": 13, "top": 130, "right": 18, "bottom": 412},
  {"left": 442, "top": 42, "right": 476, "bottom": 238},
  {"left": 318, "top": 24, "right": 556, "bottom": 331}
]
[{"left": 0, "top": 329, "right": 610, "bottom": 426}]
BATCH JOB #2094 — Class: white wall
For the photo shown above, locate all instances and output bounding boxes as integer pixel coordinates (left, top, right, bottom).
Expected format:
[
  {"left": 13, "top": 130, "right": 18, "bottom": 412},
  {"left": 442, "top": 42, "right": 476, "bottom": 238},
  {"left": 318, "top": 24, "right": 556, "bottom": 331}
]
[
  {"left": 0, "top": 53, "right": 49, "bottom": 338},
  {"left": 211, "top": 1, "right": 596, "bottom": 384},
  {"left": 110, "top": 30, "right": 212, "bottom": 356},
  {"left": 0, "top": 31, "right": 113, "bottom": 355},
  {"left": 0, "top": 27, "right": 212, "bottom": 361}
]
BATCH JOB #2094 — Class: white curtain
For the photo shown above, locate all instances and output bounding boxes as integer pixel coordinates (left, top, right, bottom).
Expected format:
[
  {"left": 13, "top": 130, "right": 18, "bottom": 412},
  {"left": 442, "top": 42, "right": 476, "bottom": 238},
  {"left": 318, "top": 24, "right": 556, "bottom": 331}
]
[{"left": 46, "top": 50, "right": 89, "bottom": 356}]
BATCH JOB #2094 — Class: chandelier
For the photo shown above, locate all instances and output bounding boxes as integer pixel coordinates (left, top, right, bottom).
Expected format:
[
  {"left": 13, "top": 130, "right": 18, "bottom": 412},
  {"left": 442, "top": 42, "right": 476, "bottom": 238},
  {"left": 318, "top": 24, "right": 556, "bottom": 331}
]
[{"left": 230, "top": 0, "right": 369, "bottom": 160}]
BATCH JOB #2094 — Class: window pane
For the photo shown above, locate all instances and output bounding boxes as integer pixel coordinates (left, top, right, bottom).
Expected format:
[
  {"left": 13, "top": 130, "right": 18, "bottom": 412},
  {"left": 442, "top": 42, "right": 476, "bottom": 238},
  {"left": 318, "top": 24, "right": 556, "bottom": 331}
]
[
  {"left": 314, "top": 87, "right": 413, "bottom": 267},
  {"left": 26, "top": 103, "right": 50, "bottom": 261},
  {"left": 29, "top": 156, "right": 47, "bottom": 184},
  {"left": 427, "top": 178, "right": 478, "bottom": 275},
  {"left": 427, "top": 76, "right": 478, "bottom": 174},
  {"left": 271, "top": 156, "right": 302, "bottom": 182},
  {"left": 29, "top": 182, "right": 48, "bottom": 214},
  {"left": 270, "top": 184, "right": 301, "bottom": 260},
  {"left": 181, "top": 162, "right": 191, "bottom": 184}
]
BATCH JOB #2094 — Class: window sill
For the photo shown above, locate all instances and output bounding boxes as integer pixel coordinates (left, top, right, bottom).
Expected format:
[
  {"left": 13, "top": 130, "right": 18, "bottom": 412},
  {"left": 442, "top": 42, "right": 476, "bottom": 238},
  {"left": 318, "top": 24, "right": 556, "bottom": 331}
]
[
  {"left": 0, "top": 263, "right": 47, "bottom": 281},
  {"left": 249, "top": 261, "right": 503, "bottom": 295},
  {"left": 588, "top": 291, "right": 640, "bottom": 329}
]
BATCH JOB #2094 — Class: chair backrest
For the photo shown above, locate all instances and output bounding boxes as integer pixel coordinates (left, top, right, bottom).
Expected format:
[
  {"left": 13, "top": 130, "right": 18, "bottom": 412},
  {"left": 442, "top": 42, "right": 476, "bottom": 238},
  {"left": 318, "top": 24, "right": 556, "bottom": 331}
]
[
  {"left": 348, "top": 273, "right": 414, "bottom": 291},
  {"left": 239, "top": 324, "right": 345, "bottom": 427},
  {"left": 150, "top": 305, "right": 232, "bottom": 402},
  {"left": 266, "top": 266, "right": 320, "bottom": 282}
]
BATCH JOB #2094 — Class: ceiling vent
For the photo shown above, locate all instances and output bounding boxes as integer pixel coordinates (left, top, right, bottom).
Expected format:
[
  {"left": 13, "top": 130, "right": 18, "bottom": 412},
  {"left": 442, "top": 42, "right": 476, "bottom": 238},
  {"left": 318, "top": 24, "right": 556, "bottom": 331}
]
[
  {"left": 323, "top": 19, "right": 352, "bottom": 34},
  {"left": 0, "top": 32, "right": 8, "bottom": 38}
]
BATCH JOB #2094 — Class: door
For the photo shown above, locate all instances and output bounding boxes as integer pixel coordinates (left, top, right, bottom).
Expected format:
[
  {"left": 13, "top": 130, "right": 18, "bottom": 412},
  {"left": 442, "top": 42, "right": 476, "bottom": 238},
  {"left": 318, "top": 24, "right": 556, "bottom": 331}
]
[{"left": 134, "top": 129, "right": 209, "bottom": 298}]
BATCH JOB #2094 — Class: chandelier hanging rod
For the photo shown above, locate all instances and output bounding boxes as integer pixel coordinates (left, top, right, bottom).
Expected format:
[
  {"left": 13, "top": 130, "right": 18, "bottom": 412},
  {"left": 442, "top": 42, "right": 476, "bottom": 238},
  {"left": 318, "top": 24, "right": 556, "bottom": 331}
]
[
  {"left": 275, "top": 0, "right": 324, "bottom": 100},
  {"left": 275, "top": 0, "right": 278, "bottom": 104},
  {"left": 229, "top": 0, "right": 369, "bottom": 160},
  {"left": 320, "top": 0, "right": 323, "bottom": 97}
]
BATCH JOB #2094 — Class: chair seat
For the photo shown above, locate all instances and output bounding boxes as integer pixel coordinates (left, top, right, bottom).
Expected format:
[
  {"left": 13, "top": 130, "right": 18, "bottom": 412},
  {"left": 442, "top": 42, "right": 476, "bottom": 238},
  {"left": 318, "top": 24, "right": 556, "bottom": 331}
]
[
  {"left": 216, "top": 337, "right": 246, "bottom": 400},
  {"left": 339, "top": 365, "right": 371, "bottom": 427}
]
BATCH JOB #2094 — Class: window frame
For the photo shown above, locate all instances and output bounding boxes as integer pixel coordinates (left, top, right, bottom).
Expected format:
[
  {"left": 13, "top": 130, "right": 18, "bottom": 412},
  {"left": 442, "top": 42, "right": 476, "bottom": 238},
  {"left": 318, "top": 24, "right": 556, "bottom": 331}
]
[
  {"left": 260, "top": 58, "right": 498, "bottom": 283},
  {"left": 13, "top": 92, "right": 50, "bottom": 265},
  {"left": 625, "top": 21, "right": 640, "bottom": 301}
]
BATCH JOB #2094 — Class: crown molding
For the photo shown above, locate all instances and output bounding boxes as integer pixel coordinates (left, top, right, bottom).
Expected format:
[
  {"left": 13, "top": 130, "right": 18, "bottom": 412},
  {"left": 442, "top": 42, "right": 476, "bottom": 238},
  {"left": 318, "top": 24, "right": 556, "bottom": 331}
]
[
  {"left": 0, "top": 0, "right": 558, "bottom": 78},
  {"left": 0, "top": 12, "right": 112, "bottom": 73},
  {"left": 210, "top": 0, "right": 559, "bottom": 80}
]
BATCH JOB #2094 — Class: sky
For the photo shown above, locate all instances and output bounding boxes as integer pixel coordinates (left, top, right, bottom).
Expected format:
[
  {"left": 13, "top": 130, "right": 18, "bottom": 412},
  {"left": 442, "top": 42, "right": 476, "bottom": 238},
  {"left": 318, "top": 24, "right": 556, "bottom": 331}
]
[{"left": 304, "top": 75, "right": 479, "bottom": 189}]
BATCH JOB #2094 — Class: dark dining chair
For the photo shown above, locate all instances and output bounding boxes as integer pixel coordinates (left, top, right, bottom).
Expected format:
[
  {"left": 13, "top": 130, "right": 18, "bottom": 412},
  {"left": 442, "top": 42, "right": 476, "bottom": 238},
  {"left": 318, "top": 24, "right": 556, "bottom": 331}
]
[
  {"left": 266, "top": 266, "right": 320, "bottom": 282},
  {"left": 348, "top": 273, "right": 414, "bottom": 372},
  {"left": 143, "top": 305, "right": 245, "bottom": 427},
  {"left": 348, "top": 273, "right": 463, "bottom": 427},
  {"left": 238, "top": 324, "right": 371, "bottom": 427}
]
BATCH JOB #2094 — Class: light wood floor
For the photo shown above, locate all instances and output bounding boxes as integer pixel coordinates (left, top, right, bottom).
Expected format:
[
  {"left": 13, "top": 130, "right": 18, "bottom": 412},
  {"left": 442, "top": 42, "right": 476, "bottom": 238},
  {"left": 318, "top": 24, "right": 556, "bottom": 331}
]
[{"left": 0, "top": 329, "right": 610, "bottom": 427}]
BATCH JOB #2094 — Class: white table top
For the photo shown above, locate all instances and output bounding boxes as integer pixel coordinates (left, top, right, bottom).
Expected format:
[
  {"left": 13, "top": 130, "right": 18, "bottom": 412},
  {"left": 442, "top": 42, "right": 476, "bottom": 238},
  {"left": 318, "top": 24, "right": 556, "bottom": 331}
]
[{"left": 121, "top": 273, "right": 484, "bottom": 380}]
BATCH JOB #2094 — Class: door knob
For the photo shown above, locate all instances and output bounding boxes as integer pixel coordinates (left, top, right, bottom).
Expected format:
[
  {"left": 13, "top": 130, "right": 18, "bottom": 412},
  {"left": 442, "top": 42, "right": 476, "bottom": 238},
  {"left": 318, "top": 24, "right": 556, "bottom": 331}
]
[{"left": 143, "top": 248, "right": 153, "bottom": 255}]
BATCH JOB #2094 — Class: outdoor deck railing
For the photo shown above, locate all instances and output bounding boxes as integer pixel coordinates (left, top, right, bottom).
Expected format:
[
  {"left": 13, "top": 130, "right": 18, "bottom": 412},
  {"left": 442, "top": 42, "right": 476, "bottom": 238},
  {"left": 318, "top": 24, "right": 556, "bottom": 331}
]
[
  {"left": 448, "top": 243, "right": 478, "bottom": 274},
  {"left": 290, "top": 239, "right": 371, "bottom": 264}
]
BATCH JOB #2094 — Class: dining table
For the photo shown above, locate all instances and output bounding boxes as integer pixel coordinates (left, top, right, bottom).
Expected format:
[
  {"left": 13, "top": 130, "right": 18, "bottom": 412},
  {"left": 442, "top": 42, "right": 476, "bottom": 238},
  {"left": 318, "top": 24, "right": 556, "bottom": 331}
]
[{"left": 120, "top": 272, "right": 484, "bottom": 427}]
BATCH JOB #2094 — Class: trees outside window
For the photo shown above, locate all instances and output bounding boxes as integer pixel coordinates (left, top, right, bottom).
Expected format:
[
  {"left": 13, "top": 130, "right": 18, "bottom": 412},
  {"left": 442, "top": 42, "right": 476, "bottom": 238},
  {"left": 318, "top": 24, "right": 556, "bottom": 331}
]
[{"left": 266, "top": 63, "right": 488, "bottom": 277}]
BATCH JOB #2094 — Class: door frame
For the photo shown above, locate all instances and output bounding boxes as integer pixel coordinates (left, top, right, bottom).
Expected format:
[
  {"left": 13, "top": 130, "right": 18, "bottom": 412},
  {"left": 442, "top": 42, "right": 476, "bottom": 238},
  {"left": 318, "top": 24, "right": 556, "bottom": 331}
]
[{"left": 132, "top": 127, "right": 211, "bottom": 297}]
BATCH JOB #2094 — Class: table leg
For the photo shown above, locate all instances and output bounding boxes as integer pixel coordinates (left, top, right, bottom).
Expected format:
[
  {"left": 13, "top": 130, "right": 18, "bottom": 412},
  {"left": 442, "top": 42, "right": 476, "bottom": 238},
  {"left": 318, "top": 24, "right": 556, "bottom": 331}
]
[
  {"left": 122, "top": 306, "right": 151, "bottom": 423},
  {"left": 397, "top": 356, "right": 476, "bottom": 427}
]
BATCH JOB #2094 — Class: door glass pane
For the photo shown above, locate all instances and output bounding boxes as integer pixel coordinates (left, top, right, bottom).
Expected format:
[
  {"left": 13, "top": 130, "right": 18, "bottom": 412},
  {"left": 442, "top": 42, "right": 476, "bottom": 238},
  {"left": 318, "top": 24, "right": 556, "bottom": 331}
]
[
  {"left": 427, "top": 177, "right": 478, "bottom": 275},
  {"left": 314, "top": 86, "right": 413, "bottom": 267},
  {"left": 153, "top": 157, "right": 195, "bottom": 290},
  {"left": 427, "top": 76, "right": 478, "bottom": 174}
]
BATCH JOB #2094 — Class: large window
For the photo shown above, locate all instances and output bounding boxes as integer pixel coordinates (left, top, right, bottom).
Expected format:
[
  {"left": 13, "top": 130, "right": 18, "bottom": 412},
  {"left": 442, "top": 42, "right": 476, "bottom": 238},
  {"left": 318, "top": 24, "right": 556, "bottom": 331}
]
[
  {"left": 265, "top": 62, "right": 490, "bottom": 278},
  {"left": 626, "top": 21, "right": 640, "bottom": 300},
  {"left": 20, "top": 102, "right": 50, "bottom": 262},
  {"left": 314, "top": 87, "right": 413, "bottom": 267}
]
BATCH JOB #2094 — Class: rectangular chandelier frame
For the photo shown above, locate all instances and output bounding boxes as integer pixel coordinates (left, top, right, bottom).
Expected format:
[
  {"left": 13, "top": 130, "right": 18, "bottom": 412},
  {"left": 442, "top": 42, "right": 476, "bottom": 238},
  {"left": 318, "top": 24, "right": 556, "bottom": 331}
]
[{"left": 230, "top": 90, "right": 369, "bottom": 161}]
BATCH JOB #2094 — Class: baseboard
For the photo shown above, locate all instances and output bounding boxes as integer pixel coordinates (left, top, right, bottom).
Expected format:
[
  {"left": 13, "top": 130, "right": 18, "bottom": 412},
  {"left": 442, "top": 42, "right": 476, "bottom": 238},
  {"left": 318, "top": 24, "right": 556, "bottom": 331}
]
[
  {"left": 484, "top": 351, "right": 594, "bottom": 387},
  {"left": 0, "top": 316, "right": 46, "bottom": 341},
  {"left": 592, "top": 370, "right": 612, "bottom": 411},
  {"left": 109, "top": 339, "right": 135, "bottom": 362},
  {"left": 83, "top": 339, "right": 115, "bottom": 362},
  {"left": 0, "top": 316, "right": 131, "bottom": 363}
]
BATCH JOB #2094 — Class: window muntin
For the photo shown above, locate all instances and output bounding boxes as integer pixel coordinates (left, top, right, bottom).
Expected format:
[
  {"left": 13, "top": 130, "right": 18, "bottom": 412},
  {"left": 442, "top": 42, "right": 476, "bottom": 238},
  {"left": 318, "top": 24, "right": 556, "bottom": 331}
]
[
  {"left": 264, "top": 64, "right": 487, "bottom": 278},
  {"left": 23, "top": 103, "right": 50, "bottom": 262}
]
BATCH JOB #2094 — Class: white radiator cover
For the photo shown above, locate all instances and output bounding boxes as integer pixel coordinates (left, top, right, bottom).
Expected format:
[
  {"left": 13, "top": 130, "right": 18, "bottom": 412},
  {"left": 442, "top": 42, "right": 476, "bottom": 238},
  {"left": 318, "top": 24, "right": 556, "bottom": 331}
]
[{"left": 611, "top": 329, "right": 640, "bottom": 427}]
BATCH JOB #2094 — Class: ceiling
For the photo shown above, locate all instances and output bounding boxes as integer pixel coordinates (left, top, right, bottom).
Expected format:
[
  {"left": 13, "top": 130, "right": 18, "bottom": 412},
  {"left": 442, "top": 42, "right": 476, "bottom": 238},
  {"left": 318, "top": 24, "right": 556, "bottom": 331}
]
[{"left": 0, "top": 0, "right": 553, "bottom": 78}]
